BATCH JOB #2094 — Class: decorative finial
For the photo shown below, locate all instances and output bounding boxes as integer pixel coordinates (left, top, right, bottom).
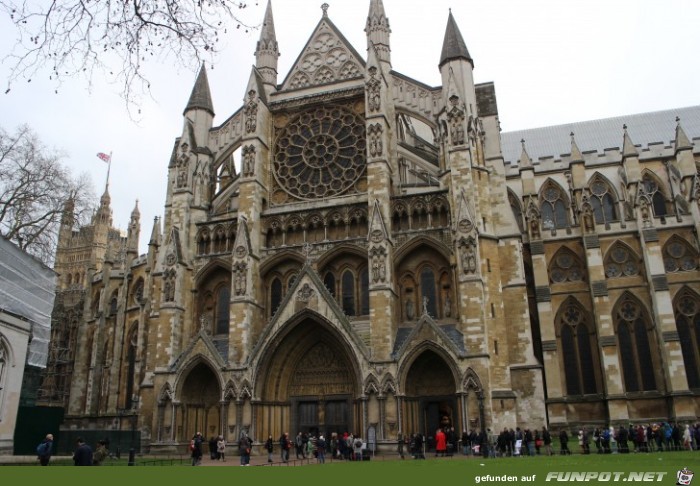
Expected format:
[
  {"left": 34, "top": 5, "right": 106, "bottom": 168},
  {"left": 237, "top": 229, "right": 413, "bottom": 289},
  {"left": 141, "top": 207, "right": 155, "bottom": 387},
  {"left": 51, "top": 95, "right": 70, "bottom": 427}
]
[
  {"left": 676, "top": 116, "right": 681, "bottom": 123},
  {"left": 623, "top": 124, "right": 627, "bottom": 130},
  {"left": 520, "top": 138, "right": 526, "bottom": 148},
  {"left": 302, "top": 242, "right": 313, "bottom": 261},
  {"left": 321, "top": 3, "right": 329, "bottom": 16}
]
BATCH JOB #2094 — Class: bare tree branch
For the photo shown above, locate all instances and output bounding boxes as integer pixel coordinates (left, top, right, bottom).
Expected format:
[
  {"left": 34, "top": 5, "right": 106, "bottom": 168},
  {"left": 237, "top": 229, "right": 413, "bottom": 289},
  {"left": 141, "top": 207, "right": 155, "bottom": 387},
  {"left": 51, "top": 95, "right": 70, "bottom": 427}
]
[
  {"left": 1, "top": 0, "right": 258, "bottom": 112},
  {"left": 0, "top": 124, "right": 94, "bottom": 264}
]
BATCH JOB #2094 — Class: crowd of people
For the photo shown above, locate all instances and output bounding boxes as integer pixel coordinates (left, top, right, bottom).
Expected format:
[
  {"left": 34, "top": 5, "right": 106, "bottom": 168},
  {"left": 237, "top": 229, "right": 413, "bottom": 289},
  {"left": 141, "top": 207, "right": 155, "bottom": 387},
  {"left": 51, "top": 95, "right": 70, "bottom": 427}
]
[
  {"left": 412, "top": 421, "right": 700, "bottom": 459},
  {"left": 35, "top": 434, "right": 110, "bottom": 466},
  {"left": 38, "top": 420, "right": 699, "bottom": 467}
]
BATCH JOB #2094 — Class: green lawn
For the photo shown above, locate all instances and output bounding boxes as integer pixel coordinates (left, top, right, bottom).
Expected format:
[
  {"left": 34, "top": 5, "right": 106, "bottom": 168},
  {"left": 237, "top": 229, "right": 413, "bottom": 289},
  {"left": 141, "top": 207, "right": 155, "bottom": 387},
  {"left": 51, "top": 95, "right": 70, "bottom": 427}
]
[{"left": 2, "top": 451, "right": 696, "bottom": 486}]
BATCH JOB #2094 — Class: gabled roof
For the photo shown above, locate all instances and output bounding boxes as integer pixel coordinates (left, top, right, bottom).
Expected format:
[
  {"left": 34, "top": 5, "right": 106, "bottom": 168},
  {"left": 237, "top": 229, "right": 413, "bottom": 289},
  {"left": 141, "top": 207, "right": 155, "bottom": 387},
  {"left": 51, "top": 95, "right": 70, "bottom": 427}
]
[
  {"left": 280, "top": 10, "right": 366, "bottom": 91},
  {"left": 502, "top": 105, "right": 700, "bottom": 165}
]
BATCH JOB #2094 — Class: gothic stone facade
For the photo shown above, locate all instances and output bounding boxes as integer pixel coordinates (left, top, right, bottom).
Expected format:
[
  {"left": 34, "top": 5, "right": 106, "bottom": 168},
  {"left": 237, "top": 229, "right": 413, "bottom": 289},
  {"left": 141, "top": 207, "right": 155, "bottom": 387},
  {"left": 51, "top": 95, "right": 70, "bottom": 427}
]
[{"left": 42, "top": 1, "right": 700, "bottom": 451}]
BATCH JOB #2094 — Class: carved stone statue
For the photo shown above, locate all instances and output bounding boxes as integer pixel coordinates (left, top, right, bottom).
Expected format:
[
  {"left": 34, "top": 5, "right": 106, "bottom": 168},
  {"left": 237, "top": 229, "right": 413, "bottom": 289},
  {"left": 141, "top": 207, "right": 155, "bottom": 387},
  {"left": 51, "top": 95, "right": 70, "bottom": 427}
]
[
  {"left": 443, "top": 294, "right": 452, "bottom": 318},
  {"left": 406, "top": 298, "right": 414, "bottom": 320},
  {"left": 422, "top": 296, "right": 429, "bottom": 316}
]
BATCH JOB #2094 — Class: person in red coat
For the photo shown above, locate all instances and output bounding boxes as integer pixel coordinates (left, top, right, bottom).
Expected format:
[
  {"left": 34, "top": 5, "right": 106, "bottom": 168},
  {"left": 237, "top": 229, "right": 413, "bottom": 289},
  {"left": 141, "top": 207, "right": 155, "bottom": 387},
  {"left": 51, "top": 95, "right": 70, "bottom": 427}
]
[{"left": 435, "top": 428, "right": 447, "bottom": 457}]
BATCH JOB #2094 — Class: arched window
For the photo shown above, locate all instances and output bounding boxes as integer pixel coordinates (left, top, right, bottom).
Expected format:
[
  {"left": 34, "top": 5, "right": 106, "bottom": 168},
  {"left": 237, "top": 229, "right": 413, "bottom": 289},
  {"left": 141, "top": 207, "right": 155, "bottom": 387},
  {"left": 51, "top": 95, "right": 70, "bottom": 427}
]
[
  {"left": 663, "top": 237, "right": 698, "bottom": 273},
  {"left": 604, "top": 243, "right": 641, "bottom": 278},
  {"left": 0, "top": 340, "right": 7, "bottom": 413},
  {"left": 540, "top": 182, "right": 570, "bottom": 230},
  {"left": 109, "top": 292, "right": 118, "bottom": 316},
  {"left": 589, "top": 177, "right": 618, "bottom": 224},
  {"left": 508, "top": 190, "right": 524, "bottom": 232},
  {"left": 342, "top": 270, "right": 356, "bottom": 316},
  {"left": 324, "top": 272, "right": 336, "bottom": 298},
  {"left": 360, "top": 267, "right": 369, "bottom": 316},
  {"left": 197, "top": 229, "right": 210, "bottom": 255},
  {"left": 549, "top": 248, "right": 584, "bottom": 283},
  {"left": 673, "top": 291, "right": 700, "bottom": 389},
  {"left": 642, "top": 175, "right": 668, "bottom": 217},
  {"left": 558, "top": 300, "right": 598, "bottom": 396},
  {"left": 215, "top": 286, "right": 230, "bottom": 335},
  {"left": 125, "top": 326, "right": 137, "bottom": 409},
  {"left": 615, "top": 296, "right": 657, "bottom": 392},
  {"left": 270, "top": 278, "right": 282, "bottom": 317},
  {"left": 420, "top": 267, "right": 437, "bottom": 317}
]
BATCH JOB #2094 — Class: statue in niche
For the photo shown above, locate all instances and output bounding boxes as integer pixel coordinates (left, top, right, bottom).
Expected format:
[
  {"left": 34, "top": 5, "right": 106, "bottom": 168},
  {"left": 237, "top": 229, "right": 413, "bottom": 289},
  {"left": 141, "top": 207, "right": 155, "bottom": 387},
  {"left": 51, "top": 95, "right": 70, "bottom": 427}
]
[
  {"left": 422, "top": 296, "right": 429, "bottom": 316},
  {"left": 582, "top": 205, "right": 594, "bottom": 233},
  {"left": 405, "top": 297, "right": 414, "bottom": 321},
  {"left": 443, "top": 294, "right": 452, "bottom": 318},
  {"left": 451, "top": 119, "right": 465, "bottom": 146},
  {"left": 462, "top": 244, "right": 477, "bottom": 274},
  {"left": 529, "top": 218, "right": 540, "bottom": 240}
]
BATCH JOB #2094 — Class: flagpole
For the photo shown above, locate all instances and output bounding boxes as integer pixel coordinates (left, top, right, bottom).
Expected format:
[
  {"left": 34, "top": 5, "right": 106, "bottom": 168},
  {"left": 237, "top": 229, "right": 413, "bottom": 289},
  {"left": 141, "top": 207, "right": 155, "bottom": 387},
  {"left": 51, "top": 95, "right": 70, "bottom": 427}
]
[{"left": 106, "top": 151, "right": 112, "bottom": 190}]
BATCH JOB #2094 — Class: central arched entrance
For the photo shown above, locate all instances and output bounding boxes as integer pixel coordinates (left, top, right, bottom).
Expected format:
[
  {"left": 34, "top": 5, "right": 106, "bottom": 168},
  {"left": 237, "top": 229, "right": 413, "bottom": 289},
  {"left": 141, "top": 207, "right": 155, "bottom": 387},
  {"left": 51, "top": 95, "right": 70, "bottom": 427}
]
[
  {"left": 257, "top": 316, "right": 360, "bottom": 439},
  {"left": 403, "top": 350, "right": 457, "bottom": 443},
  {"left": 180, "top": 362, "right": 221, "bottom": 441}
]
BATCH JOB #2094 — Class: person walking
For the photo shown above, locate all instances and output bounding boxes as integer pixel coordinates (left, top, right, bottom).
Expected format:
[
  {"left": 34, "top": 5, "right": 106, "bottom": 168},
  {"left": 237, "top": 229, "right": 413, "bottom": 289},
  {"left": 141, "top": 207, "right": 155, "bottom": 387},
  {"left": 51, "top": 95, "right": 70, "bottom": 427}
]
[
  {"left": 73, "top": 437, "right": 93, "bottom": 466},
  {"left": 559, "top": 429, "right": 570, "bottom": 455},
  {"left": 190, "top": 432, "right": 203, "bottom": 466},
  {"left": 36, "top": 434, "right": 54, "bottom": 466},
  {"left": 238, "top": 433, "right": 251, "bottom": 466},
  {"left": 217, "top": 435, "right": 226, "bottom": 461},
  {"left": 280, "top": 432, "right": 290, "bottom": 463},
  {"left": 93, "top": 440, "right": 109, "bottom": 465},
  {"left": 317, "top": 435, "right": 326, "bottom": 464},
  {"left": 435, "top": 428, "right": 447, "bottom": 457},
  {"left": 265, "top": 435, "right": 274, "bottom": 463}
]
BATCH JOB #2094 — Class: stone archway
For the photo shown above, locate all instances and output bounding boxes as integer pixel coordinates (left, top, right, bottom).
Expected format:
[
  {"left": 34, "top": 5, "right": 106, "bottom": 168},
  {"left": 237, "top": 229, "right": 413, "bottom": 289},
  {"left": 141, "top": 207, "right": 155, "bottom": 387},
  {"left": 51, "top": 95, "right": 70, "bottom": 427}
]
[
  {"left": 256, "top": 317, "right": 360, "bottom": 440},
  {"left": 403, "top": 350, "right": 457, "bottom": 447},
  {"left": 180, "top": 362, "right": 221, "bottom": 442}
]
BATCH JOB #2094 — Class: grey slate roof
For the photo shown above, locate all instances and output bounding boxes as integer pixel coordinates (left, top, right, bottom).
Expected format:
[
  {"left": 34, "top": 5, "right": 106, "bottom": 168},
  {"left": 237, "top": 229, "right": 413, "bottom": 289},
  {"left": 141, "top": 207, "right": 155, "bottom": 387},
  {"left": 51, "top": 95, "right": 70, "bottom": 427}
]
[
  {"left": 439, "top": 11, "right": 473, "bottom": 68},
  {"left": 501, "top": 106, "right": 700, "bottom": 165},
  {"left": 184, "top": 64, "right": 215, "bottom": 117}
]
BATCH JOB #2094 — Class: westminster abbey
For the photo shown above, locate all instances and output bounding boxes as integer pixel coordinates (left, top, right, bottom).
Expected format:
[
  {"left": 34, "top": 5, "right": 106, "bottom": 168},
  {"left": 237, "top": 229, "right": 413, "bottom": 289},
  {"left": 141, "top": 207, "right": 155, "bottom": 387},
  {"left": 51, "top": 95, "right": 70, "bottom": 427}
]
[{"left": 40, "top": 1, "right": 700, "bottom": 451}]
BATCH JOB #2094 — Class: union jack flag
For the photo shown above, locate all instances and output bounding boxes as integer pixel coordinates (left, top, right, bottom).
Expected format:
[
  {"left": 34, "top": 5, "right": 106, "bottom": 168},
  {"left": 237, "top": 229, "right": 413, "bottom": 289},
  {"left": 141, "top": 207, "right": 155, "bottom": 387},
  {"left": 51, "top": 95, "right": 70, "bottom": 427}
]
[{"left": 96, "top": 152, "right": 111, "bottom": 163}]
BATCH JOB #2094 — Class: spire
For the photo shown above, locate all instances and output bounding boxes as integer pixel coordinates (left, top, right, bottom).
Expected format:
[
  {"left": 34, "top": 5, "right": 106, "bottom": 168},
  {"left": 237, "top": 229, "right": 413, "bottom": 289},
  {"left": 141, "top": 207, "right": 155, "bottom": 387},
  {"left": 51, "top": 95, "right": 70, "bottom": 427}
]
[
  {"left": 518, "top": 139, "right": 532, "bottom": 168},
  {"left": 255, "top": 0, "right": 280, "bottom": 87},
  {"left": 61, "top": 197, "right": 75, "bottom": 225},
  {"left": 675, "top": 116, "right": 693, "bottom": 153},
  {"left": 149, "top": 216, "right": 161, "bottom": 247},
  {"left": 622, "top": 124, "right": 638, "bottom": 158},
  {"left": 439, "top": 10, "right": 473, "bottom": 68},
  {"left": 183, "top": 63, "right": 215, "bottom": 117},
  {"left": 130, "top": 199, "right": 140, "bottom": 220},
  {"left": 127, "top": 200, "right": 140, "bottom": 255},
  {"left": 365, "top": 0, "right": 391, "bottom": 67},
  {"left": 570, "top": 132, "right": 584, "bottom": 162}
]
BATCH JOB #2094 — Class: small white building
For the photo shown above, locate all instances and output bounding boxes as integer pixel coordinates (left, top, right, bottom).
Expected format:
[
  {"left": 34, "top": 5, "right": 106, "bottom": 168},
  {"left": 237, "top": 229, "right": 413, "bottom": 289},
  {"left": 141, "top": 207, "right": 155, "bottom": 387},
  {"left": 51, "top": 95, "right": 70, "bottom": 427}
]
[{"left": 0, "top": 237, "right": 55, "bottom": 454}]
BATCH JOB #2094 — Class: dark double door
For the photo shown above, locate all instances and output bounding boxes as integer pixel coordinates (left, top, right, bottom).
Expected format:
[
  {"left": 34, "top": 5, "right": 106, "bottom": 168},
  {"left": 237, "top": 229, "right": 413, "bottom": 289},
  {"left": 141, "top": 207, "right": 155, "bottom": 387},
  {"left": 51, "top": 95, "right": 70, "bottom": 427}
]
[{"left": 296, "top": 397, "right": 351, "bottom": 437}]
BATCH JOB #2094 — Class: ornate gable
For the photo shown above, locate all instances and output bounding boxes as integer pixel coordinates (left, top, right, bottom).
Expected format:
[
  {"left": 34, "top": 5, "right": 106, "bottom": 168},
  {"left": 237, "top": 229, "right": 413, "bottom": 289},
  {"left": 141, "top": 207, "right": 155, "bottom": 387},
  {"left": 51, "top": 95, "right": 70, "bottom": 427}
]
[
  {"left": 249, "top": 262, "right": 370, "bottom": 368},
  {"left": 281, "top": 13, "right": 365, "bottom": 91}
]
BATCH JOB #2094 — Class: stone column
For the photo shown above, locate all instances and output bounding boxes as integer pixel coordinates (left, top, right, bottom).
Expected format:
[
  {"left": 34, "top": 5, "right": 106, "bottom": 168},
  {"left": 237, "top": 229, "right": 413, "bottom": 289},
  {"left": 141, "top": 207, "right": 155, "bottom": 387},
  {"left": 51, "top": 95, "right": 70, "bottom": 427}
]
[
  {"left": 396, "top": 395, "right": 403, "bottom": 434},
  {"left": 378, "top": 396, "right": 386, "bottom": 440},
  {"left": 171, "top": 402, "right": 180, "bottom": 442}
]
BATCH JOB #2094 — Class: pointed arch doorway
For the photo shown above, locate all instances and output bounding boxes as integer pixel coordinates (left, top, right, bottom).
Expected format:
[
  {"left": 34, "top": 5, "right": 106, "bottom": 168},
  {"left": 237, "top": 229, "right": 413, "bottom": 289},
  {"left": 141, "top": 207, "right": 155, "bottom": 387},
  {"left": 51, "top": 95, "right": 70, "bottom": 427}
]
[
  {"left": 258, "top": 316, "right": 360, "bottom": 439},
  {"left": 403, "top": 350, "right": 458, "bottom": 442},
  {"left": 180, "top": 362, "right": 221, "bottom": 441}
]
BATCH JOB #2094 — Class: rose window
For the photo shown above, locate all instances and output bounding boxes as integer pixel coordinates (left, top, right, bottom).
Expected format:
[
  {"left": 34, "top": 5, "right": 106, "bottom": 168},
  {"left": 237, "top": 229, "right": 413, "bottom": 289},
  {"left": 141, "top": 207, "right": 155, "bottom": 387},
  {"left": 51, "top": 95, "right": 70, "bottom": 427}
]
[{"left": 274, "top": 106, "right": 366, "bottom": 200}]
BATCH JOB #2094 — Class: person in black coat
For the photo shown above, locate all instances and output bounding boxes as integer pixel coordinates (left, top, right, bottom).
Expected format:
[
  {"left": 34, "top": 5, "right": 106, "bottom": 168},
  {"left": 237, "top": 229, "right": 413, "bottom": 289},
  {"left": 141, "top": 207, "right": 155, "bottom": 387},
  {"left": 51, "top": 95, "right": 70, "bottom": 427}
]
[
  {"left": 559, "top": 429, "right": 570, "bottom": 455},
  {"left": 73, "top": 437, "right": 93, "bottom": 466}
]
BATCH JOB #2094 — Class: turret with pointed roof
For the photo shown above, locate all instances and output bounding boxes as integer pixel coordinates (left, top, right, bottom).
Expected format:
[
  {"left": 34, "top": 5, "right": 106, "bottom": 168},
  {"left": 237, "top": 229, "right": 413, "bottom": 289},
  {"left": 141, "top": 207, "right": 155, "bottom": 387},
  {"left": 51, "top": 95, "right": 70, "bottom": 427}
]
[
  {"left": 256, "top": 0, "right": 280, "bottom": 89},
  {"left": 439, "top": 10, "right": 473, "bottom": 68},
  {"left": 184, "top": 63, "right": 214, "bottom": 117},
  {"left": 365, "top": 0, "right": 391, "bottom": 70}
]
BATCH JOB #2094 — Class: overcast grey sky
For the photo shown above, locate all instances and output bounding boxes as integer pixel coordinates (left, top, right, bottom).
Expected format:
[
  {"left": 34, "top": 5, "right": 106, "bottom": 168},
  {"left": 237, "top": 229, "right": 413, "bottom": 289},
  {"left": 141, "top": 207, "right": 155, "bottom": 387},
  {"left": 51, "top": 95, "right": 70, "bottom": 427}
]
[{"left": 1, "top": 0, "right": 699, "bottom": 253}]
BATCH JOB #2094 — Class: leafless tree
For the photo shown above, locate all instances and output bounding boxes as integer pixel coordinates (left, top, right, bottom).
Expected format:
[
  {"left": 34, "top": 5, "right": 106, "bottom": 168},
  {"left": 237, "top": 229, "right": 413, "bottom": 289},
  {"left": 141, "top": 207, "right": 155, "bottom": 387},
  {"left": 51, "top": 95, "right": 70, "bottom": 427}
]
[
  {"left": 0, "top": 124, "right": 94, "bottom": 265},
  {"left": 1, "top": 0, "right": 257, "bottom": 110}
]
